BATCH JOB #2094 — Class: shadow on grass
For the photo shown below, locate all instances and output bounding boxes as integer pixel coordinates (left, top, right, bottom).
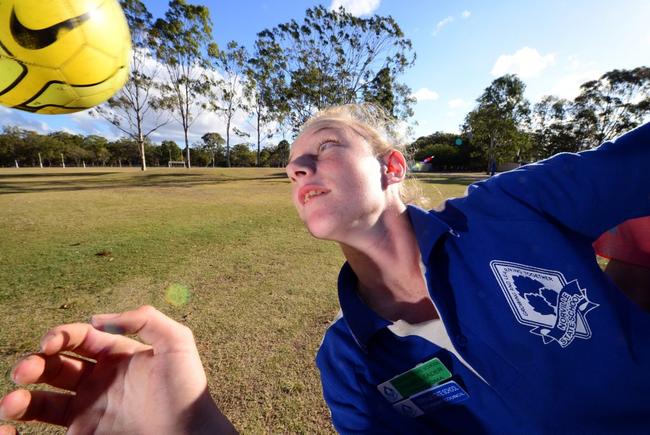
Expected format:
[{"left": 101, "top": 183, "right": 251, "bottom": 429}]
[
  {"left": 0, "top": 173, "right": 290, "bottom": 195},
  {"left": 0, "top": 171, "right": 119, "bottom": 178},
  {"left": 141, "top": 172, "right": 205, "bottom": 178}
]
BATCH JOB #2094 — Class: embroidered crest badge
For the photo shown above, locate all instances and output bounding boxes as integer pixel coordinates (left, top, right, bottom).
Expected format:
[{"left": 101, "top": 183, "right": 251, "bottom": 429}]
[{"left": 490, "top": 260, "right": 599, "bottom": 348}]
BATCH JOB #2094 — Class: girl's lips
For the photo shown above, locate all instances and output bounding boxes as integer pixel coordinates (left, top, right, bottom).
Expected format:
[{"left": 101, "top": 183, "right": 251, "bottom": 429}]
[{"left": 298, "top": 185, "right": 331, "bottom": 205}]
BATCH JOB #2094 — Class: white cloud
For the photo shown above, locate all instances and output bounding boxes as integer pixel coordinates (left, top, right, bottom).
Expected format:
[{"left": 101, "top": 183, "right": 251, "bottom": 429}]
[
  {"left": 448, "top": 98, "right": 468, "bottom": 109},
  {"left": 67, "top": 110, "right": 120, "bottom": 138},
  {"left": 550, "top": 70, "right": 601, "bottom": 100},
  {"left": 329, "top": 0, "right": 380, "bottom": 16},
  {"left": 566, "top": 54, "right": 582, "bottom": 71},
  {"left": 0, "top": 106, "right": 52, "bottom": 134},
  {"left": 433, "top": 16, "right": 454, "bottom": 36},
  {"left": 491, "top": 47, "right": 556, "bottom": 79},
  {"left": 542, "top": 54, "right": 602, "bottom": 100},
  {"left": 411, "top": 88, "right": 440, "bottom": 102},
  {"left": 461, "top": 10, "right": 471, "bottom": 19}
]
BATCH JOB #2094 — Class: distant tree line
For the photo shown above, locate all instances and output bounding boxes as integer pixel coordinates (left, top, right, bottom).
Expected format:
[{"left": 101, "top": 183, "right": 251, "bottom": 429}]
[{"left": 0, "top": 128, "right": 290, "bottom": 168}]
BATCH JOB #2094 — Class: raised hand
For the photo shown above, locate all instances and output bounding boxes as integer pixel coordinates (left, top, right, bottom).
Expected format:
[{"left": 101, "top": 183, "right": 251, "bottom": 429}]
[{"left": 0, "top": 306, "right": 237, "bottom": 435}]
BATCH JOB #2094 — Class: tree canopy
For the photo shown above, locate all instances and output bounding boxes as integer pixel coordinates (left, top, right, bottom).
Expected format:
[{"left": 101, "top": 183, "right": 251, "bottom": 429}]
[{"left": 254, "top": 5, "right": 416, "bottom": 131}]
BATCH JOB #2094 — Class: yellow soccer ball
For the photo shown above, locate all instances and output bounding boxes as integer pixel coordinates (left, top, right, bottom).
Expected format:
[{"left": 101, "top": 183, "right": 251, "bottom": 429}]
[{"left": 0, "top": 0, "right": 131, "bottom": 114}]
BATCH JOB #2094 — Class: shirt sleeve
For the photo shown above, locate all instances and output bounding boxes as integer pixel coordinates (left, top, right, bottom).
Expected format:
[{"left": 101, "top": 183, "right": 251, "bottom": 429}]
[{"left": 482, "top": 122, "right": 650, "bottom": 240}]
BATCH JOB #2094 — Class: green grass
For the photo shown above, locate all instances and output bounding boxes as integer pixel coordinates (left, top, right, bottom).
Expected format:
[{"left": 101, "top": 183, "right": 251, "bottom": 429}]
[{"left": 0, "top": 167, "right": 479, "bottom": 434}]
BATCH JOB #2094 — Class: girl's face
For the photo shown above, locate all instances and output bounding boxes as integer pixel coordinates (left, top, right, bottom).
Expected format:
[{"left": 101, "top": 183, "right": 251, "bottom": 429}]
[{"left": 286, "top": 120, "right": 388, "bottom": 242}]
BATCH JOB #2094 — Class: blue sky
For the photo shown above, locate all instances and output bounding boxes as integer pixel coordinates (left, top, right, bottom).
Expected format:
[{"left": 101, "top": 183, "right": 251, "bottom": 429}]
[{"left": 2, "top": 0, "right": 649, "bottom": 144}]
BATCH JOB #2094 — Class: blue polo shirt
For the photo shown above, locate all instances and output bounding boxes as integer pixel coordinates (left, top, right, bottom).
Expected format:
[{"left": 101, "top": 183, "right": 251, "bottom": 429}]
[{"left": 316, "top": 123, "right": 650, "bottom": 434}]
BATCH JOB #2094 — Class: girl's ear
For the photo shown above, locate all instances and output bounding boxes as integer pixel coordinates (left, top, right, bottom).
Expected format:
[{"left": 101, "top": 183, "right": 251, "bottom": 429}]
[{"left": 382, "top": 150, "right": 407, "bottom": 185}]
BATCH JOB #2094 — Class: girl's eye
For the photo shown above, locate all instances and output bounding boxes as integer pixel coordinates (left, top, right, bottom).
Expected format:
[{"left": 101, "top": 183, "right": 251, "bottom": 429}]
[{"left": 318, "top": 141, "right": 338, "bottom": 152}]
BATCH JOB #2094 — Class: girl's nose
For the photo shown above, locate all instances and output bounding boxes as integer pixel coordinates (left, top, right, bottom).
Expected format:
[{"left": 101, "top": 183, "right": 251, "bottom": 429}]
[{"left": 286, "top": 154, "right": 316, "bottom": 181}]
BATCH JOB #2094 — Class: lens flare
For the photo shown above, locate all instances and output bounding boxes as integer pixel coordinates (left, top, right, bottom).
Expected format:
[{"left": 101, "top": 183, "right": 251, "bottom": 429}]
[{"left": 165, "top": 283, "right": 190, "bottom": 306}]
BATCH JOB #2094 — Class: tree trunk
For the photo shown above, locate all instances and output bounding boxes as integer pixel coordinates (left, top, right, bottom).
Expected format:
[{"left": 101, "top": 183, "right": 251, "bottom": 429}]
[
  {"left": 226, "top": 117, "right": 231, "bottom": 168},
  {"left": 488, "top": 135, "right": 495, "bottom": 176},
  {"left": 184, "top": 127, "right": 191, "bottom": 169},
  {"left": 256, "top": 111, "right": 261, "bottom": 167},
  {"left": 138, "top": 135, "right": 147, "bottom": 172},
  {"left": 38, "top": 153, "right": 43, "bottom": 168},
  {"left": 137, "top": 113, "right": 147, "bottom": 170}
]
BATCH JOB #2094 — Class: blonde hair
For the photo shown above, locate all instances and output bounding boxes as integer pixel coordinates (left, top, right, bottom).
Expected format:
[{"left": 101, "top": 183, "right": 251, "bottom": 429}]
[{"left": 299, "top": 103, "right": 429, "bottom": 208}]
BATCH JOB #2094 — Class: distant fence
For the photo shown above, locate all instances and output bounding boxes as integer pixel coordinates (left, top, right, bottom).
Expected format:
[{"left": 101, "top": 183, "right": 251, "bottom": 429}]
[{"left": 168, "top": 161, "right": 186, "bottom": 168}]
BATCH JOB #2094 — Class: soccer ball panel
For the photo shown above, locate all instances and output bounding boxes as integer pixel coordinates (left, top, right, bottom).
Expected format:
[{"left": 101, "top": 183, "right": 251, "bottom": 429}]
[
  {"left": 11, "top": 0, "right": 82, "bottom": 32},
  {"left": 7, "top": 17, "right": 89, "bottom": 70},
  {"left": 0, "top": 56, "right": 26, "bottom": 96},
  {"left": 24, "top": 82, "right": 80, "bottom": 109},
  {"left": 69, "top": 67, "right": 128, "bottom": 108},
  {"left": 1, "top": 65, "right": 67, "bottom": 109},
  {"left": 65, "top": 0, "right": 107, "bottom": 17},
  {"left": 78, "top": 0, "right": 130, "bottom": 59},
  {"left": 61, "top": 46, "right": 118, "bottom": 84}
]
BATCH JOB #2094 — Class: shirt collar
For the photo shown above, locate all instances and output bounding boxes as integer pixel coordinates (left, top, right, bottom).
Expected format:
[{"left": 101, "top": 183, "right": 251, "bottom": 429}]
[
  {"left": 406, "top": 204, "right": 452, "bottom": 263},
  {"left": 337, "top": 205, "right": 451, "bottom": 350}
]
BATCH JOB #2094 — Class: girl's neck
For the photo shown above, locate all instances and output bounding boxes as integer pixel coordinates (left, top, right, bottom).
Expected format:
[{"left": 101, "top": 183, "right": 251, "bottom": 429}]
[{"left": 339, "top": 205, "right": 439, "bottom": 323}]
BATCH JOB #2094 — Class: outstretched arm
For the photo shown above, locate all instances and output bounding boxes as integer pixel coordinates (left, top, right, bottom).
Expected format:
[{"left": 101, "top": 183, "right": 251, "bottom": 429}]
[
  {"left": 476, "top": 122, "right": 650, "bottom": 240},
  {"left": 0, "top": 306, "right": 237, "bottom": 435}
]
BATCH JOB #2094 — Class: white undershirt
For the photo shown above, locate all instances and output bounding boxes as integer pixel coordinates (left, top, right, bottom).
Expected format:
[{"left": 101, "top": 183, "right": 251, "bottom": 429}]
[{"left": 388, "top": 318, "right": 488, "bottom": 385}]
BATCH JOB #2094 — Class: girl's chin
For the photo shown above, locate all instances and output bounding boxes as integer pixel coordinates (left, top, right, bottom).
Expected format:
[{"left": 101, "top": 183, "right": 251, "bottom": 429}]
[
  {"left": 306, "top": 221, "right": 337, "bottom": 241},
  {"left": 303, "top": 212, "right": 341, "bottom": 241}
]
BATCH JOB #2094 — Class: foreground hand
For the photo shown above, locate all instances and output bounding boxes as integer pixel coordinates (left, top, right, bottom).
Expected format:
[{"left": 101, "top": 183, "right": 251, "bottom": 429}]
[{"left": 0, "top": 306, "right": 236, "bottom": 434}]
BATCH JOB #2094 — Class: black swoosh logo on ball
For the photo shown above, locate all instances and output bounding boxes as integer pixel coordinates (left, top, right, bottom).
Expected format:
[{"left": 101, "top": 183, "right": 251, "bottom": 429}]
[{"left": 10, "top": 8, "right": 91, "bottom": 50}]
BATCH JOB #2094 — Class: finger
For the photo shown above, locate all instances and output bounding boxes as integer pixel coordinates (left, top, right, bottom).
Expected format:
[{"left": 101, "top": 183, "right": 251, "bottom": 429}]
[
  {"left": 0, "top": 389, "right": 71, "bottom": 427},
  {"left": 91, "top": 305, "right": 195, "bottom": 354},
  {"left": 40, "top": 323, "right": 151, "bottom": 360},
  {"left": 0, "top": 425, "right": 17, "bottom": 435},
  {"left": 12, "top": 353, "right": 94, "bottom": 392}
]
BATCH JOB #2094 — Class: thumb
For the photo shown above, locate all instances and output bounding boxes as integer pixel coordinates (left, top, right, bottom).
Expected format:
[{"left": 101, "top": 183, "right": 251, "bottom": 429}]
[{"left": 91, "top": 305, "right": 196, "bottom": 354}]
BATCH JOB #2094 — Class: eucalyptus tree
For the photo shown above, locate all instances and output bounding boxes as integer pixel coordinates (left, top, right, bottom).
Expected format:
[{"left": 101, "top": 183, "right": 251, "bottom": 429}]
[
  {"left": 152, "top": 0, "right": 217, "bottom": 168},
  {"left": 572, "top": 66, "right": 650, "bottom": 149},
  {"left": 244, "top": 42, "right": 285, "bottom": 167},
  {"left": 463, "top": 74, "right": 531, "bottom": 172},
  {"left": 200, "top": 132, "right": 225, "bottom": 167},
  {"left": 255, "top": 5, "right": 416, "bottom": 131},
  {"left": 209, "top": 41, "right": 249, "bottom": 167},
  {"left": 93, "top": 0, "right": 169, "bottom": 171},
  {"left": 531, "top": 96, "right": 577, "bottom": 159}
]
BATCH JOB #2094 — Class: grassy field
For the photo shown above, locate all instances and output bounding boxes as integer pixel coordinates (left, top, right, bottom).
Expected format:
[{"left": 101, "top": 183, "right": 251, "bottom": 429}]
[{"left": 0, "top": 167, "right": 483, "bottom": 434}]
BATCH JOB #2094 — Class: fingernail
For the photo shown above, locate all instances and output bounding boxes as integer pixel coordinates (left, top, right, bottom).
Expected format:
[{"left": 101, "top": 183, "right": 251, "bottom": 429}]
[
  {"left": 91, "top": 313, "right": 120, "bottom": 326},
  {"left": 40, "top": 332, "right": 57, "bottom": 353},
  {"left": 11, "top": 356, "right": 32, "bottom": 385}
]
